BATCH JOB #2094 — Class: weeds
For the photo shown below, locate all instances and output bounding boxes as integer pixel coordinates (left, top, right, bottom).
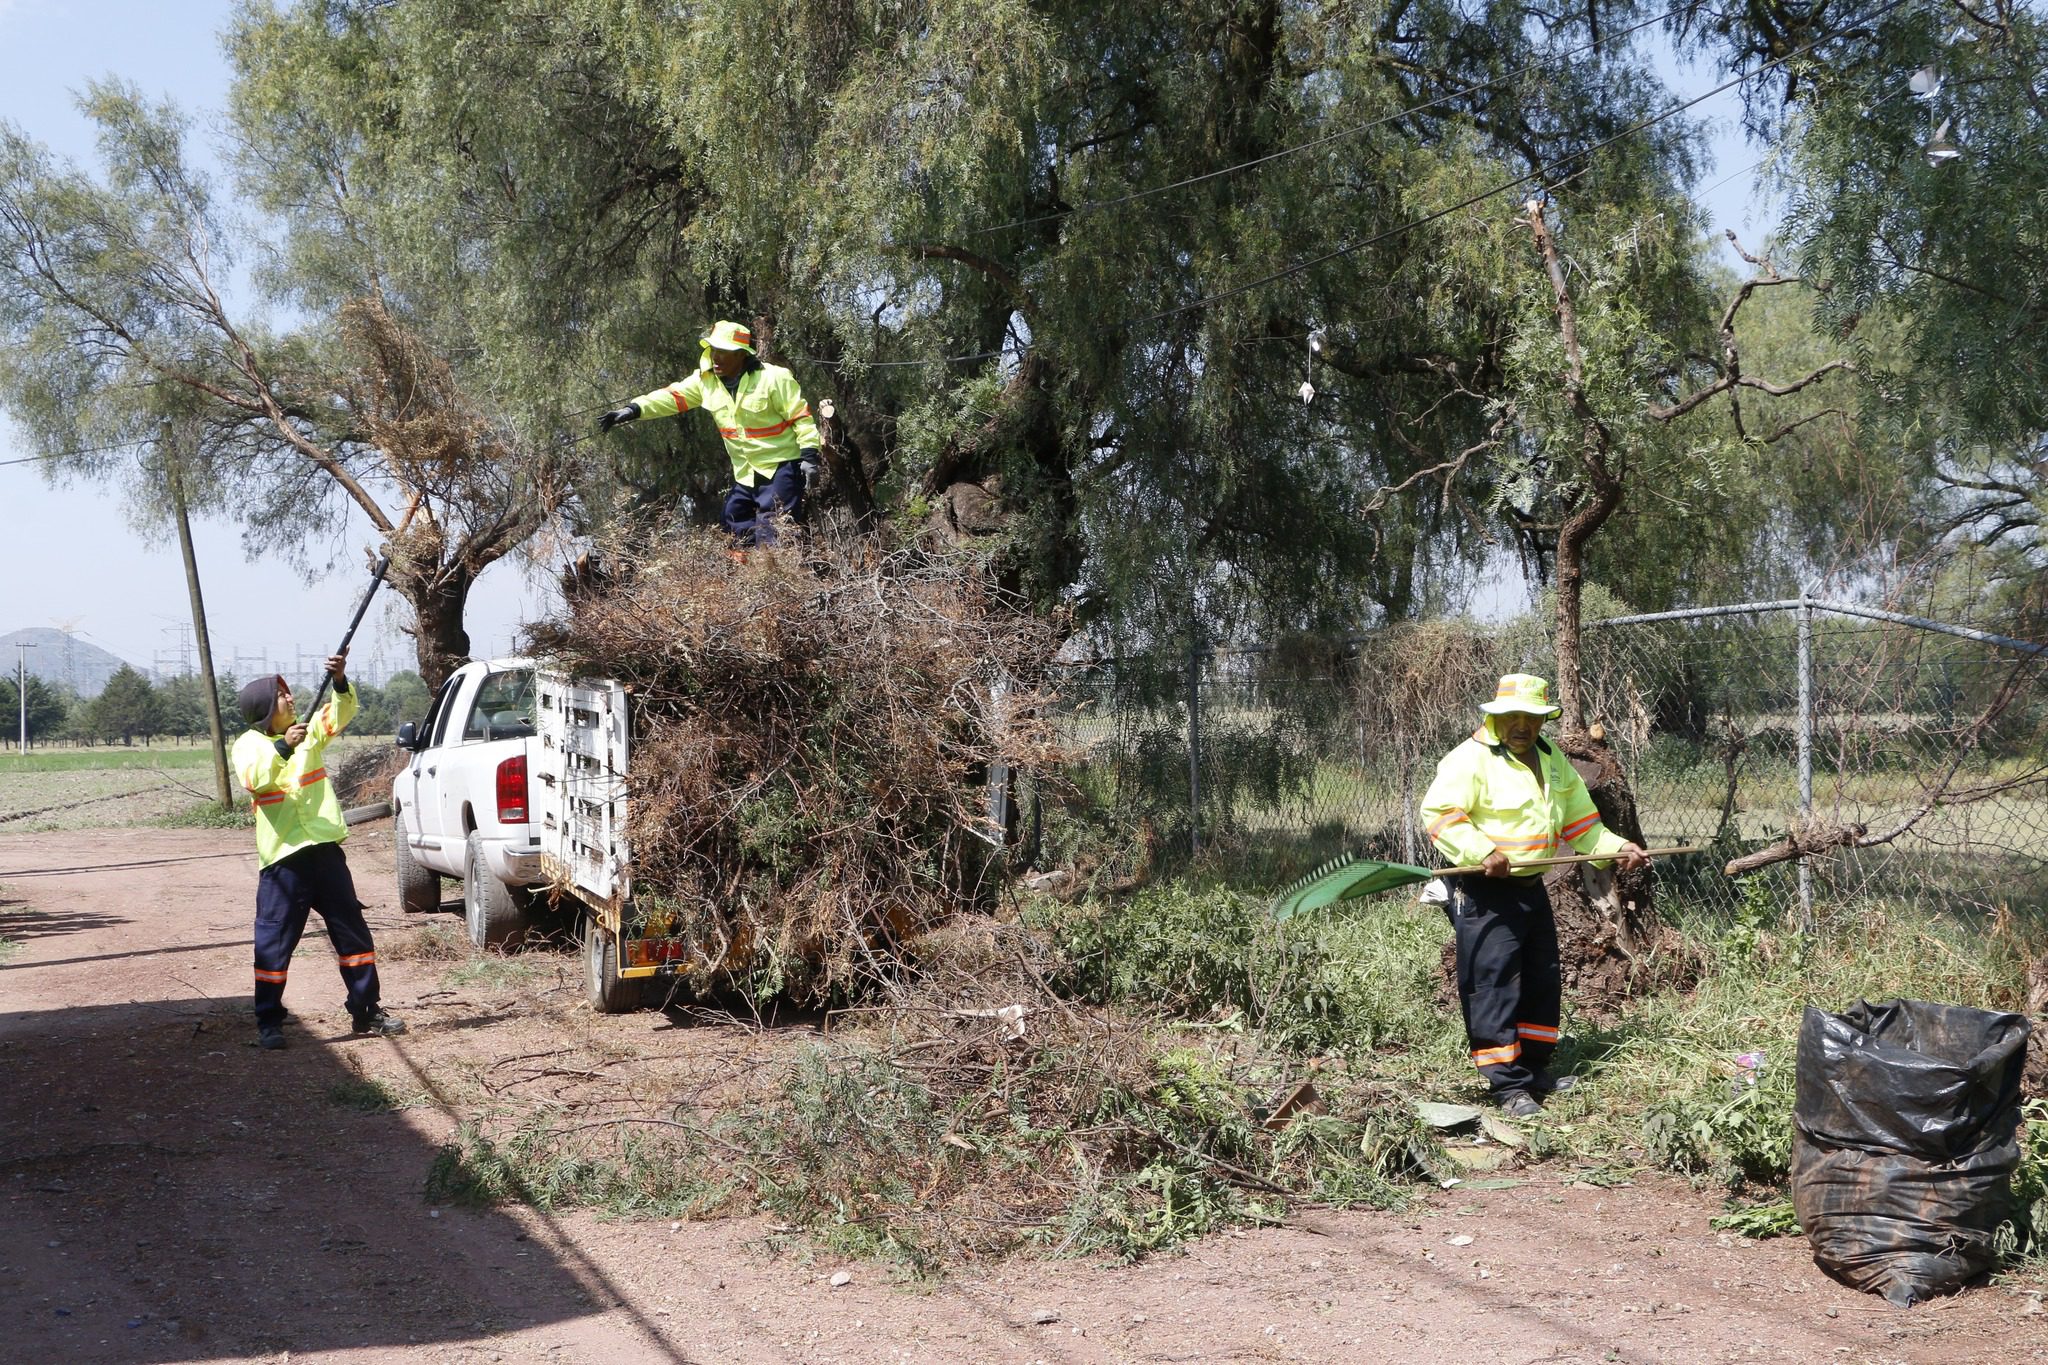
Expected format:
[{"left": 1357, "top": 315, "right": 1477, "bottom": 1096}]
[
  {"left": 157, "top": 799, "right": 254, "bottom": 830},
  {"left": 402, "top": 862, "right": 2043, "bottom": 1278},
  {"left": 381, "top": 923, "right": 468, "bottom": 963},
  {"left": 447, "top": 955, "right": 545, "bottom": 990},
  {"left": 325, "top": 1077, "right": 422, "bottom": 1112},
  {"left": 1709, "top": 1198, "right": 1801, "bottom": 1239}
]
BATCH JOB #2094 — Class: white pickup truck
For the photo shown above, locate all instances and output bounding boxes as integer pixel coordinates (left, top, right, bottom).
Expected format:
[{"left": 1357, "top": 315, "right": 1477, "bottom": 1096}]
[{"left": 391, "top": 658, "right": 651, "bottom": 1012}]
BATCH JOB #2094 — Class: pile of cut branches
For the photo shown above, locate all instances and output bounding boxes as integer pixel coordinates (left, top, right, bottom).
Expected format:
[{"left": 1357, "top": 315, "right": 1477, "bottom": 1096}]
[{"left": 524, "top": 528, "right": 1061, "bottom": 1004}]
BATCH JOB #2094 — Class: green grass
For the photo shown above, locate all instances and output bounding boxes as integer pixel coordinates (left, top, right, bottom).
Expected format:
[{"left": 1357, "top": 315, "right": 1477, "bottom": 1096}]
[
  {"left": 325, "top": 1077, "right": 424, "bottom": 1112},
  {"left": 0, "top": 748, "right": 219, "bottom": 773},
  {"left": 157, "top": 798, "right": 255, "bottom": 829}
]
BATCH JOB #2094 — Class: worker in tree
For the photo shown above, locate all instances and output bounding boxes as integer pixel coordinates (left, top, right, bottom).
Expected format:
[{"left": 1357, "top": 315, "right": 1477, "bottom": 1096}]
[
  {"left": 1419, "top": 674, "right": 1646, "bottom": 1118},
  {"left": 232, "top": 653, "right": 404, "bottom": 1050},
  {"left": 598, "top": 320, "right": 822, "bottom": 551}
]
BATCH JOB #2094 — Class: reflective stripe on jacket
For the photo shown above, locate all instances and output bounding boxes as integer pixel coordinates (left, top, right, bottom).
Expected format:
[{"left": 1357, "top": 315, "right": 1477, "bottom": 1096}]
[
  {"left": 231, "top": 684, "right": 357, "bottom": 868},
  {"left": 1418, "top": 719, "right": 1627, "bottom": 874},
  {"left": 630, "top": 362, "right": 821, "bottom": 487}
]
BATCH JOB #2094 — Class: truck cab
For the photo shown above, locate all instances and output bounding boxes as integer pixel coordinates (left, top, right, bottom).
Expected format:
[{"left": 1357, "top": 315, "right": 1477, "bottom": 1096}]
[{"left": 390, "top": 658, "right": 543, "bottom": 946}]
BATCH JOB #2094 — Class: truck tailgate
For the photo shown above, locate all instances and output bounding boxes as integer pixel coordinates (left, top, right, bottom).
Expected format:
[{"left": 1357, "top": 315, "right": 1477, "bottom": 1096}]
[{"left": 533, "top": 671, "right": 631, "bottom": 917}]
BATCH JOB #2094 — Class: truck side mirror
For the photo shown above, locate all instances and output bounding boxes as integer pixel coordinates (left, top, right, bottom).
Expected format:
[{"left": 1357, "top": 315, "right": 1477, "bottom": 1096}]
[{"left": 395, "top": 722, "right": 419, "bottom": 751}]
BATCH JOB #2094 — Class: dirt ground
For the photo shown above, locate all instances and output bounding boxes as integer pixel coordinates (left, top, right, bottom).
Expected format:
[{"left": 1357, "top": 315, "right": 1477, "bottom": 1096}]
[{"left": 2, "top": 823, "right": 2044, "bottom": 1365}]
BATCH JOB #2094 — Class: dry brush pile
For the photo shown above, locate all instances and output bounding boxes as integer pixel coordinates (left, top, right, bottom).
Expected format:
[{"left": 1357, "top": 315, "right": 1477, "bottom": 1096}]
[{"left": 525, "top": 528, "right": 1063, "bottom": 1004}]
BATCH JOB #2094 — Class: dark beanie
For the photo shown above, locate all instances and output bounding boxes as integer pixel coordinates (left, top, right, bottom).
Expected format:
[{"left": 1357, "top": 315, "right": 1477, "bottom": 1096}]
[{"left": 238, "top": 675, "right": 285, "bottom": 728}]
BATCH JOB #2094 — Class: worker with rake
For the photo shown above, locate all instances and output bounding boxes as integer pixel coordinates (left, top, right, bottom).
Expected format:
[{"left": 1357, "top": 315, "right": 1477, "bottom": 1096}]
[
  {"left": 598, "top": 319, "right": 822, "bottom": 553},
  {"left": 1419, "top": 673, "right": 1646, "bottom": 1117},
  {"left": 233, "top": 653, "right": 405, "bottom": 1051}
]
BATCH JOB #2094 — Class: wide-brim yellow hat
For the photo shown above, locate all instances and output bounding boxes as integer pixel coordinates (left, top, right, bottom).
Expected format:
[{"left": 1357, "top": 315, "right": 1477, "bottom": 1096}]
[
  {"left": 1479, "top": 672, "right": 1562, "bottom": 718},
  {"left": 700, "top": 319, "right": 756, "bottom": 355}
]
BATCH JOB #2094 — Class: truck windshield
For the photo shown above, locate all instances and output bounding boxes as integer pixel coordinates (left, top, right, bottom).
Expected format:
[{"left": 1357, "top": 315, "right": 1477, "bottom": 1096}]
[{"left": 462, "top": 669, "right": 536, "bottom": 742}]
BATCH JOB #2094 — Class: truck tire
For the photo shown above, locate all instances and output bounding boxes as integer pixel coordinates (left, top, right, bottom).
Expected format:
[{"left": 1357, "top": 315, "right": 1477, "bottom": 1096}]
[
  {"left": 463, "top": 831, "right": 525, "bottom": 949},
  {"left": 393, "top": 814, "right": 442, "bottom": 915},
  {"left": 582, "top": 913, "right": 642, "bottom": 1014}
]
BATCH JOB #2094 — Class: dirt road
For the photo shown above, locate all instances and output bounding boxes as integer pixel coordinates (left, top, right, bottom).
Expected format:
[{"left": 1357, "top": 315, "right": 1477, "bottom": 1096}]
[{"left": 1, "top": 824, "right": 2041, "bottom": 1364}]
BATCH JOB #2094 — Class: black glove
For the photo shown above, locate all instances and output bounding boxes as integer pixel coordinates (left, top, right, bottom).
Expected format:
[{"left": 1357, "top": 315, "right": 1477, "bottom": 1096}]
[
  {"left": 799, "top": 447, "right": 820, "bottom": 491},
  {"left": 598, "top": 403, "right": 639, "bottom": 433}
]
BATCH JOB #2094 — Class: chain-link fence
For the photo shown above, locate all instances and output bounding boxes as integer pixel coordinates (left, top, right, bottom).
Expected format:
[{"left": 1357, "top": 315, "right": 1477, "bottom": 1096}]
[{"left": 1049, "top": 603, "right": 2048, "bottom": 924}]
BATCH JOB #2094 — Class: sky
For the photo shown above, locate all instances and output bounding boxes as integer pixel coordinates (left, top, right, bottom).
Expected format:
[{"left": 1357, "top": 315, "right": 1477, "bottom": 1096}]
[
  {"left": 0, "top": 1, "right": 1777, "bottom": 675},
  {"left": 0, "top": 0, "right": 548, "bottom": 684}
]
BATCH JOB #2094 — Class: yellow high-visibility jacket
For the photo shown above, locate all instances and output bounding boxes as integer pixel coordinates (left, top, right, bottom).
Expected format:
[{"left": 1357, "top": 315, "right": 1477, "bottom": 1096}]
[
  {"left": 1419, "top": 719, "right": 1627, "bottom": 875},
  {"left": 629, "top": 362, "right": 821, "bottom": 487},
  {"left": 232, "top": 683, "right": 356, "bottom": 869}
]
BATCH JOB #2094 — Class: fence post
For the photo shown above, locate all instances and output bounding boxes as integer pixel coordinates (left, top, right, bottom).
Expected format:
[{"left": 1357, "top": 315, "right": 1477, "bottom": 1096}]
[
  {"left": 1186, "top": 640, "right": 1202, "bottom": 856},
  {"left": 1796, "top": 589, "right": 1814, "bottom": 934}
]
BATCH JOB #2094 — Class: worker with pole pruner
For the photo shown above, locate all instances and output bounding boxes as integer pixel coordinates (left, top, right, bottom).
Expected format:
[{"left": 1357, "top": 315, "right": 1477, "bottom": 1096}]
[
  {"left": 1419, "top": 674, "right": 1647, "bottom": 1117},
  {"left": 597, "top": 320, "right": 822, "bottom": 557},
  {"left": 234, "top": 652, "right": 405, "bottom": 1050}
]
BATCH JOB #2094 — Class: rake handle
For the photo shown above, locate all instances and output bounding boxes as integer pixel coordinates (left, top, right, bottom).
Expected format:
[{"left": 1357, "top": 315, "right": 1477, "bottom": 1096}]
[{"left": 1437, "top": 844, "right": 1706, "bottom": 878}]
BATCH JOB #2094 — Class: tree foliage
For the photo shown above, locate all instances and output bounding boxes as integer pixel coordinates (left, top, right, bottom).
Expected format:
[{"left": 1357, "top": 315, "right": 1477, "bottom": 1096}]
[
  {"left": 87, "top": 665, "right": 166, "bottom": 745},
  {"left": 7, "top": 0, "right": 2041, "bottom": 676},
  {"left": 0, "top": 672, "right": 71, "bottom": 744}
]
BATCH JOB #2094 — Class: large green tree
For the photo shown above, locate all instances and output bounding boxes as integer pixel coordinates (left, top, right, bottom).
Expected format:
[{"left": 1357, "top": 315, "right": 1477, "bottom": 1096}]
[
  {"left": 226, "top": 0, "right": 1722, "bottom": 647},
  {"left": 1690, "top": 0, "right": 2048, "bottom": 619},
  {"left": 0, "top": 673, "right": 71, "bottom": 745}
]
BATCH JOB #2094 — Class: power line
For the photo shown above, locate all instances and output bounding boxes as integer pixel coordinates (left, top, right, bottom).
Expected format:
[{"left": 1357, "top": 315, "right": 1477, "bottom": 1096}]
[
  {"left": 968, "top": 1, "right": 1694, "bottom": 238},
  {"left": 0, "top": 437, "right": 153, "bottom": 470}
]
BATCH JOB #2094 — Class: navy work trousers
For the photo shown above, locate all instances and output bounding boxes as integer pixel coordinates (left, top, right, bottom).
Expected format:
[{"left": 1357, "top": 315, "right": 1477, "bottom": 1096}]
[
  {"left": 1450, "top": 873, "right": 1562, "bottom": 1097},
  {"left": 253, "top": 841, "right": 381, "bottom": 1028},
  {"left": 721, "top": 459, "right": 805, "bottom": 547}
]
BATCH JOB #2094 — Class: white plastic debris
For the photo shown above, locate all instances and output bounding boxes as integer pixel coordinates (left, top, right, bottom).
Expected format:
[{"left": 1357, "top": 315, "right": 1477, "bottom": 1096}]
[{"left": 1925, "top": 119, "right": 1962, "bottom": 166}]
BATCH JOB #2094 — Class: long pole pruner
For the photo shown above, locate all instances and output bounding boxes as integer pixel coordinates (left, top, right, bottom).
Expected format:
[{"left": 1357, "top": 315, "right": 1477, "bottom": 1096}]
[{"left": 304, "top": 492, "right": 425, "bottom": 717}]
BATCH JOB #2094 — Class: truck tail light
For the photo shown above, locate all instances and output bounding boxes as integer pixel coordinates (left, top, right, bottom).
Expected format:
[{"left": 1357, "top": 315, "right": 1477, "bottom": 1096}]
[{"left": 496, "top": 753, "right": 528, "bottom": 824}]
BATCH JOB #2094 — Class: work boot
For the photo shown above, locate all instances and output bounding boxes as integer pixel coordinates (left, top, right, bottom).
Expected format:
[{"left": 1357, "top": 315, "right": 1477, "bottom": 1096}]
[
  {"left": 350, "top": 1007, "right": 407, "bottom": 1037},
  {"left": 256, "top": 1024, "right": 287, "bottom": 1051},
  {"left": 1499, "top": 1090, "right": 1543, "bottom": 1119},
  {"left": 1533, "top": 1071, "right": 1579, "bottom": 1096}
]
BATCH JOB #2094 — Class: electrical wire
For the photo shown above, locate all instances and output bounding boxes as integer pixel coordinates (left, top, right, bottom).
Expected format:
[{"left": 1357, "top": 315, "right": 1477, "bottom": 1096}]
[
  {"left": 0, "top": 437, "right": 153, "bottom": 470},
  {"left": 967, "top": 1, "right": 1695, "bottom": 238}
]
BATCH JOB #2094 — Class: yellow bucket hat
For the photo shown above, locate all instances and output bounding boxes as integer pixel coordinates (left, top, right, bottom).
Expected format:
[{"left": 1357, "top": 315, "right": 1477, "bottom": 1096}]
[
  {"left": 1479, "top": 673, "right": 1562, "bottom": 718},
  {"left": 700, "top": 319, "right": 756, "bottom": 357}
]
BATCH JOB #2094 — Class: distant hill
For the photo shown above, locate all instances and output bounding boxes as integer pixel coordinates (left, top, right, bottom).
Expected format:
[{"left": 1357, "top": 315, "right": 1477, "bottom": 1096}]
[{"left": 0, "top": 627, "right": 144, "bottom": 699}]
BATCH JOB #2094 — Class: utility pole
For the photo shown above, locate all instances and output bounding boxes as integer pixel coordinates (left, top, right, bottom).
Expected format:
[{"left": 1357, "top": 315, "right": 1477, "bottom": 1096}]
[
  {"left": 162, "top": 418, "right": 233, "bottom": 808},
  {"left": 14, "top": 642, "right": 36, "bottom": 751}
]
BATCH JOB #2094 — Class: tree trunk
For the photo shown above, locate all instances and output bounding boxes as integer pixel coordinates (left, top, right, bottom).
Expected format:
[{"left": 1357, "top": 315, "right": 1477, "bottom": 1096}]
[
  {"left": 163, "top": 426, "right": 233, "bottom": 810},
  {"left": 1523, "top": 205, "right": 1690, "bottom": 1008},
  {"left": 1543, "top": 740, "right": 1698, "bottom": 1015},
  {"left": 397, "top": 565, "right": 474, "bottom": 692}
]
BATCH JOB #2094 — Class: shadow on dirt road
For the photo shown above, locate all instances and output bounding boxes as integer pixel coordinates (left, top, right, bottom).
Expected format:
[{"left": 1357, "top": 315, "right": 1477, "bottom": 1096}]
[{"left": 0, "top": 993, "right": 697, "bottom": 1364}]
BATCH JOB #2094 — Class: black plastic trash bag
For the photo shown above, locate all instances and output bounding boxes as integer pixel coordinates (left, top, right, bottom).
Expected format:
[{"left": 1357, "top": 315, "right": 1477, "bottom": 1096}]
[{"left": 1791, "top": 999, "right": 2030, "bottom": 1306}]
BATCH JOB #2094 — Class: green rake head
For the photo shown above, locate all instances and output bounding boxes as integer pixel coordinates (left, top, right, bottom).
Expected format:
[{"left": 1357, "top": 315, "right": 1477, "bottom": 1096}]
[{"left": 1269, "top": 853, "right": 1436, "bottom": 921}]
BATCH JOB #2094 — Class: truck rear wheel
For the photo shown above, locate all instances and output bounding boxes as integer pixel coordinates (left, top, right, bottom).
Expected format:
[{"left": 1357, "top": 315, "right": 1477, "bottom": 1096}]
[
  {"left": 582, "top": 914, "right": 642, "bottom": 1014},
  {"left": 393, "top": 813, "right": 442, "bottom": 915},
  {"left": 463, "top": 832, "right": 526, "bottom": 949}
]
